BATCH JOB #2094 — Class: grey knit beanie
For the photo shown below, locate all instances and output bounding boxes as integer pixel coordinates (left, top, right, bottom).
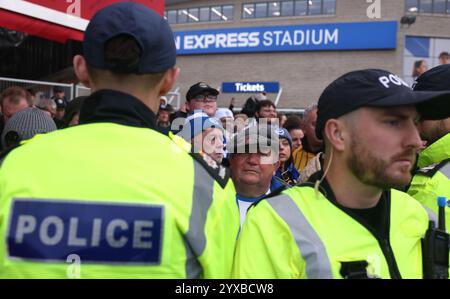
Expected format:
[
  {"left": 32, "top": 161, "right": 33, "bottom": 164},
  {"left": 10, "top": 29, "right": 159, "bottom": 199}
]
[{"left": 1, "top": 107, "right": 57, "bottom": 148}]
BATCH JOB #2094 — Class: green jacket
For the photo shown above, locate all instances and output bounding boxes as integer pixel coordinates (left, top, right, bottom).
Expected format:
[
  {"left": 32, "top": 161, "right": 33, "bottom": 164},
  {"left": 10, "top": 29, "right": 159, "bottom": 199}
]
[{"left": 408, "top": 133, "right": 450, "bottom": 230}]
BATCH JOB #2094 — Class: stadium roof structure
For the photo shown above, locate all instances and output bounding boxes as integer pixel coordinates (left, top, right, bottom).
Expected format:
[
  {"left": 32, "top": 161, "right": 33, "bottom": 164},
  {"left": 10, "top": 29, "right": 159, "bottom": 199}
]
[{"left": 0, "top": 0, "right": 165, "bottom": 43}]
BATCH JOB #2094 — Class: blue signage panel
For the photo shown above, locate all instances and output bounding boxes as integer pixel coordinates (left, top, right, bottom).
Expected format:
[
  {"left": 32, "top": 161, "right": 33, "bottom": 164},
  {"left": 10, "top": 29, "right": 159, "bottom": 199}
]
[
  {"left": 222, "top": 82, "right": 280, "bottom": 93},
  {"left": 8, "top": 199, "right": 164, "bottom": 265},
  {"left": 174, "top": 21, "right": 397, "bottom": 55}
]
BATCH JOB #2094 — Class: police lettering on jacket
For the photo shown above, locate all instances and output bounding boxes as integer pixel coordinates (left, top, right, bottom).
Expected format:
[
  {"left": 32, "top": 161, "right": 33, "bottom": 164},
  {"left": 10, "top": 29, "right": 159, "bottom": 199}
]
[{"left": 7, "top": 199, "right": 164, "bottom": 264}]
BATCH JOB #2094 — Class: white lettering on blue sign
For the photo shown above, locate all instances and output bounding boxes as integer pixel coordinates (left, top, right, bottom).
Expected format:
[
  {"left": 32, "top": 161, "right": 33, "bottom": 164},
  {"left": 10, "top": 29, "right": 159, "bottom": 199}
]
[
  {"left": 234, "top": 83, "right": 265, "bottom": 92},
  {"left": 174, "top": 21, "right": 396, "bottom": 55},
  {"left": 183, "top": 31, "right": 260, "bottom": 50},
  {"left": 261, "top": 29, "right": 337, "bottom": 47},
  {"left": 222, "top": 82, "right": 279, "bottom": 93},
  {"left": 7, "top": 199, "right": 164, "bottom": 265}
]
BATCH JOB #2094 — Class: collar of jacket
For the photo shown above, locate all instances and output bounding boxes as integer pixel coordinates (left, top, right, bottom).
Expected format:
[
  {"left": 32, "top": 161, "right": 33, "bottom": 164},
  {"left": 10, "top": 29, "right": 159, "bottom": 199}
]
[
  {"left": 79, "top": 89, "right": 158, "bottom": 130},
  {"left": 418, "top": 132, "right": 450, "bottom": 168},
  {"left": 307, "top": 170, "right": 389, "bottom": 213},
  {"left": 276, "top": 162, "right": 300, "bottom": 179}
]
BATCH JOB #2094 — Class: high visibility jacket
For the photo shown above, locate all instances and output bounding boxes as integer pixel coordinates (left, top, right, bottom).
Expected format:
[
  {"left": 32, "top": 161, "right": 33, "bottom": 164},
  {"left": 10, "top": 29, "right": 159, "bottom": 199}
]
[
  {"left": 0, "top": 90, "right": 239, "bottom": 278},
  {"left": 232, "top": 184, "right": 435, "bottom": 279},
  {"left": 408, "top": 133, "right": 450, "bottom": 230}
]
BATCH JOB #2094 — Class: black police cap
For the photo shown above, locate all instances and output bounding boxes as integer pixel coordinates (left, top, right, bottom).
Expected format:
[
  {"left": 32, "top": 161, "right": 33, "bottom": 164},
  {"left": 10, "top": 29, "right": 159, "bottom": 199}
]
[
  {"left": 413, "top": 64, "right": 450, "bottom": 92},
  {"left": 316, "top": 69, "right": 450, "bottom": 139}
]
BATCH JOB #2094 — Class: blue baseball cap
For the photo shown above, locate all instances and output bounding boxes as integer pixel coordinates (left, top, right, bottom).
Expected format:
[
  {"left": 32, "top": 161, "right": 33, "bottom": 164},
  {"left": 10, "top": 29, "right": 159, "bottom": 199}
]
[
  {"left": 83, "top": 2, "right": 176, "bottom": 74},
  {"left": 179, "top": 111, "right": 225, "bottom": 141}
]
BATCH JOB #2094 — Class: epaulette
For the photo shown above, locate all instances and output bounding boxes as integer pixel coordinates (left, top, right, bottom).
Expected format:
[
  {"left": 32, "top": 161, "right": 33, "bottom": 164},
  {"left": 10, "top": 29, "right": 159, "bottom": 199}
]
[
  {"left": 168, "top": 131, "right": 191, "bottom": 153},
  {"left": 251, "top": 175, "right": 332, "bottom": 211},
  {"left": 252, "top": 181, "right": 318, "bottom": 208},
  {"left": 190, "top": 152, "right": 230, "bottom": 189},
  {"left": 415, "top": 159, "right": 450, "bottom": 178}
]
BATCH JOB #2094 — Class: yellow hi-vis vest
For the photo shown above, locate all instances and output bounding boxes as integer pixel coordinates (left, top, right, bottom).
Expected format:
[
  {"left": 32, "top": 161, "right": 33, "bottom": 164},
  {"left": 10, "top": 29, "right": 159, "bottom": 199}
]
[
  {"left": 232, "top": 186, "right": 435, "bottom": 279},
  {"left": 408, "top": 133, "right": 450, "bottom": 230},
  {"left": 0, "top": 123, "right": 239, "bottom": 278}
]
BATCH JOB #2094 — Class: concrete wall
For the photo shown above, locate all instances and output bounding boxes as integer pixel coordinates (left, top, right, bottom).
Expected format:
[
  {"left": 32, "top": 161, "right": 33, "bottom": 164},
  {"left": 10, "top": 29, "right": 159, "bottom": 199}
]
[{"left": 167, "top": 0, "right": 450, "bottom": 110}]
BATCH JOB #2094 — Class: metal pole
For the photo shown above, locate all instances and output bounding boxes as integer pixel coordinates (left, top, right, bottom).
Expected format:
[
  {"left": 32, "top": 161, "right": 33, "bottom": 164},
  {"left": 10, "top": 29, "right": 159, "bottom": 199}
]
[{"left": 274, "top": 87, "right": 283, "bottom": 106}]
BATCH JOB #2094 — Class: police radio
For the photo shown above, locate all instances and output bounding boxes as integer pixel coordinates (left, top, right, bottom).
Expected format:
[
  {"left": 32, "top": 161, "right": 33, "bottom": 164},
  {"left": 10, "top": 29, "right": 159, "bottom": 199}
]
[{"left": 421, "top": 197, "right": 449, "bottom": 279}]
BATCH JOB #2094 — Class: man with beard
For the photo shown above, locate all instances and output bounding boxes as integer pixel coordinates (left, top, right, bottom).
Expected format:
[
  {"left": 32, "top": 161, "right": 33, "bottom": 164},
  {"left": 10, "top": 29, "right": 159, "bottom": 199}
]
[
  {"left": 232, "top": 69, "right": 450, "bottom": 279},
  {"left": 407, "top": 64, "right": 450, "bottom": 230}
]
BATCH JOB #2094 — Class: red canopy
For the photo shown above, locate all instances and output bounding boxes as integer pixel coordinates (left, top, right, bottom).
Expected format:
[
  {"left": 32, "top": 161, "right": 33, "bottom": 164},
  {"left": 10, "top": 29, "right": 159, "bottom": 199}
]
[{"left": 0, "top": 0, "right": 165, "bottom": 43}]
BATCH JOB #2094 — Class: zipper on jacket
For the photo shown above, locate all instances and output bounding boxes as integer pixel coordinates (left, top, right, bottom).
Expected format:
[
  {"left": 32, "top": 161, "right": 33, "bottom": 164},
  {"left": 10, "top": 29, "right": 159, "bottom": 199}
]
[
  {"left": 320, "top": 182, "right": 403, "bottom": 279},
  {"left": 380, "top": 237, "right": 402, "bottom": 279}
]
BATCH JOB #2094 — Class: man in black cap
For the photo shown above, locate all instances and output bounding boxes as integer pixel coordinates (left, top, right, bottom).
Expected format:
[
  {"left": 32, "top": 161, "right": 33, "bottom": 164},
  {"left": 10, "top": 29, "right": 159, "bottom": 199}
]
[
  {"left": 233, "top": 69, "right": 450, "bottom": 279},
  {"left": 185, "top": 82, "right": 219, "bottom": 118},
  {"left": 52, "top": 97, "right": 66, "bottom": 128},
  {"left": 52, "top": 86, "right": 66, "bottom": 100},
  {"left": 0, "top": 2, "right": 238, "bottom": 278},
  {"left": 156, "top": 102, "right": 173, "bottom": 129},
  {"left": 171, "top": 82, "right": 219, "bottom": 134},
  {"left": 51, "top": 86, "right": 68, "bottom": 108},
  {"left": 407, "top": 64, "right": 450, "bottom": 230}
]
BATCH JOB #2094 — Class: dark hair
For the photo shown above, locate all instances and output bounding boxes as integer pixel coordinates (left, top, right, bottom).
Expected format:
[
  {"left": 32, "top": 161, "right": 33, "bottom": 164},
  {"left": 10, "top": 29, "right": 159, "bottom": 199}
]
[
  {"left": 240, "top": 96, "right": 260, "bottom": 118},
  {"left": 412, "top": 60, "right": 426, "bottom": 77},
  {"left": 257, "top": 100, "right": 276, "bottom": 112},
  {"left": 53, "top": 86, "right": 64, "bottom": 93},
  {"left": 26, "top": 88, "right": 36, "bottom": 96},
  {"left": 284, "top": 115, "right": 302, "bottom": 131},
  {"left": 439, "top": 51, "right": 450, "bottom": 60}
]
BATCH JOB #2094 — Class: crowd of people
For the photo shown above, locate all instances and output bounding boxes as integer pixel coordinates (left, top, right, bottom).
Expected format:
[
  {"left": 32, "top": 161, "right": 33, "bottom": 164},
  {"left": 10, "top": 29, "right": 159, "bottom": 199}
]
[{"left": 0, "top": 2, "right": 448, "bottom": 279}]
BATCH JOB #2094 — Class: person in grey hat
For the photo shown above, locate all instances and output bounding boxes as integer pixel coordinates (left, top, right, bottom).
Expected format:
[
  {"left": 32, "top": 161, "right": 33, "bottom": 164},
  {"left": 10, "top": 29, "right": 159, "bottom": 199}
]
[
  {"left": 228, "top": 124, "right": 281, "bottom": 228},
  {"left": 1, "top": 107, "right": 56, "bottom": 149}
]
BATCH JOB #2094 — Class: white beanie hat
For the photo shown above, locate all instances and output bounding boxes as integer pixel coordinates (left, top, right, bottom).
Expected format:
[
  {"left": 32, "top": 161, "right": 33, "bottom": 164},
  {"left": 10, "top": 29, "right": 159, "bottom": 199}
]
[{"left": 214, "top": 108, "right": 234, "bottom": 120}]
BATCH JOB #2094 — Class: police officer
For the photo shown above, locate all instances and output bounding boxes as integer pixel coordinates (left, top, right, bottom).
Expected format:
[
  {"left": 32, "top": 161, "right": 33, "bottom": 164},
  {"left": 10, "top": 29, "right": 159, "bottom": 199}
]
[
  {"left": 232, "top": 69, "right": 450, "bottom": 279},
  {"left": 0, "top": 3, "right": 239, "bottom": 278},
  {"left": 408, "top": 64, "right": 450, "bottom": 229}
]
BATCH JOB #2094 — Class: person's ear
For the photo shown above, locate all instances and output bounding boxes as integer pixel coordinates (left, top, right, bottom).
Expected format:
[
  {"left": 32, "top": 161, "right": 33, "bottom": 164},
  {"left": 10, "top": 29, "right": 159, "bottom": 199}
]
[
  {"left": 73, "top": 55, "right": 91, "bottom": 88},
  {"left": 323, "top": 119, "right": 346, "bottom": 152},
  {"left": 159, "top": 67, "right": 180, "bottom": 96}
]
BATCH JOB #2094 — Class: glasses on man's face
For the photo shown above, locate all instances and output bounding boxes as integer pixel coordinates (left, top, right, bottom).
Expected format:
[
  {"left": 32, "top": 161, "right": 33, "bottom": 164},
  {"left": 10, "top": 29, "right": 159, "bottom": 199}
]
[{"left": 192, "top": 94, "right": 218, "bottom": 102}]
